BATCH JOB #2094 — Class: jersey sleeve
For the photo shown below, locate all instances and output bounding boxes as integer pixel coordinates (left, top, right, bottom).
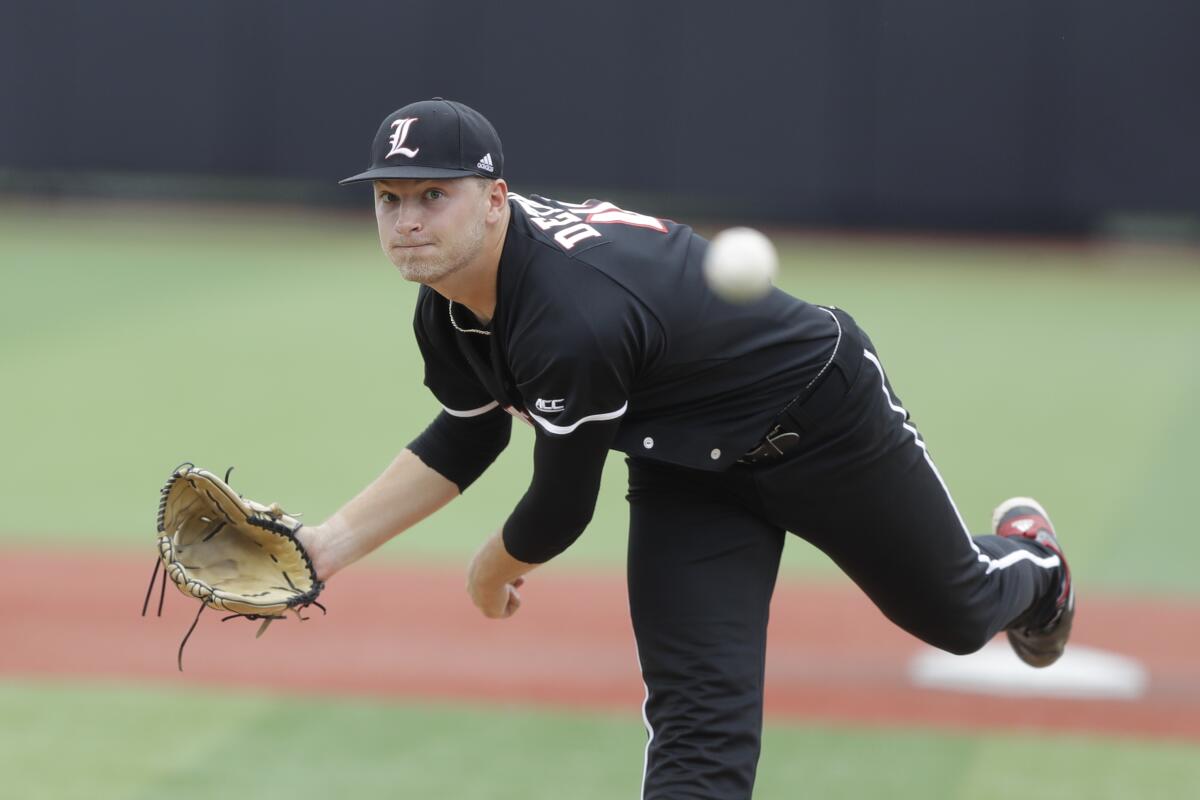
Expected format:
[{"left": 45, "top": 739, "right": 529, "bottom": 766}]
[
  {"left": 413, "top": 286, "right": 499, "bottom": 418},
  {"left": 497, "top": 267, "right": 645, "bottom": 563},
  {"left": 408, "top": 409, "right": 512, "bottom": 492},
  {"left": 501, "top": 416, "right": 617, "bottom": 563},
  {"left": 507, "top": 269, "right": 641, "bottom": 438}
]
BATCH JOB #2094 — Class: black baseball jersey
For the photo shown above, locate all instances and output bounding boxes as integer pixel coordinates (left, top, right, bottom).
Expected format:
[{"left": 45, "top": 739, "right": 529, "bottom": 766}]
[{"left": 415, "top": 192, "right": 838, "bottom": 471}]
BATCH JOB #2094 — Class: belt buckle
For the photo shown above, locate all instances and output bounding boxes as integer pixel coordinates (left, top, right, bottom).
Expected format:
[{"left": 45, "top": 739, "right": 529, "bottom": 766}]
[{"left": 739, "top": 424, "right": 801, "bottom": 465}]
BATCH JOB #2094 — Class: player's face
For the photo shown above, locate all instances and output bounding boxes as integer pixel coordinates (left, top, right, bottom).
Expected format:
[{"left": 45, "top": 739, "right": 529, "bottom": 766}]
[{"left": 374, "top": 178, "right": 491, "bottom": 284}]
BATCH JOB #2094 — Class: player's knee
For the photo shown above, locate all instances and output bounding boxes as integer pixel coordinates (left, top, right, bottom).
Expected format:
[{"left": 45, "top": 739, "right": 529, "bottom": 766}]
[
  {"left": 929, "top": 609, "right": 995, "bottom": 655},
  {"left": 907, "top": 603, "right": 994, "bottom": 655},
  {"left": 934, "top": 628, "right": 991, "bottom": 656}
]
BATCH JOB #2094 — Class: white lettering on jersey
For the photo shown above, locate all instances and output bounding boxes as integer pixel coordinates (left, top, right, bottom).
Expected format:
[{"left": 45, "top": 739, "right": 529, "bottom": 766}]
[
  {"left": 510, "top": 193, "right": 667, "bottom": 251},
  {"left": 386, "top": 118, "right": 421, "bottom": 158},
  {"left": 558, "top": 200, "right": 668, "bottom": 232},
  {"left": 509, "top": 193, "right": 602, "bottom": 250},
  {"left": 556, "top": 223, "right": 603, "bottom": 249},
  {"left": 509, "top": 193, "right": 557, "bottom": 216},
  {"left": 534, "top": 398, "right": 565, "bottom": 413}
]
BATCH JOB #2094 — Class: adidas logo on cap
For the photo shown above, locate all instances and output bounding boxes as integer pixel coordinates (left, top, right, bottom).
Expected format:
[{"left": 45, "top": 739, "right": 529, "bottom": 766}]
[{"left": 476, "top": 153, "right": 494, "bottom": 173}]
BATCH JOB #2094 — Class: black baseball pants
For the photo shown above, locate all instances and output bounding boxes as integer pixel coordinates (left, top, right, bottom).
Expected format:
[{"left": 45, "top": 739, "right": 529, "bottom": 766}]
[{"left": 626, "top": 310, "right": 1062, "bottom": 799}]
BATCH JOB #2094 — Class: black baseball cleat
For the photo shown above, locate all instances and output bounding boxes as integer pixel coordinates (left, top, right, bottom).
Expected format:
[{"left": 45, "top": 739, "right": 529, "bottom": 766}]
[{"left": 992, "top": 497, "right": 1075, "bottom": 668}]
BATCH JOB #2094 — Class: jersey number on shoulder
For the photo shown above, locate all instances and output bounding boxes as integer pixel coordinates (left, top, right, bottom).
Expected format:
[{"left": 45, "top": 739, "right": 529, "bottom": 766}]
[{"left": 510, "top": 193, "right": 668, "bottom": 251}]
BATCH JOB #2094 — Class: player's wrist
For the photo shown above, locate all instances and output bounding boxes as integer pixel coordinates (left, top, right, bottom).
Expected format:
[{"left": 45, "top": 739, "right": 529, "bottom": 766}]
[
  {"left": 466, "top": 528, "right": 531, "bottom": 618},
  {"left": 296, "top": 521, "right": 338, "bottom": 582}
]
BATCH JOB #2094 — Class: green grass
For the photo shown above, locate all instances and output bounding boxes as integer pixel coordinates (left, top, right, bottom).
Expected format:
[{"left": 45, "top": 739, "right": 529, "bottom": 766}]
[
  {"left": 2, "top": 679, "right": 1197, "bottom": 800},
  {"left": 2, "top": 202, "right": 1199, "bottom": 594}
]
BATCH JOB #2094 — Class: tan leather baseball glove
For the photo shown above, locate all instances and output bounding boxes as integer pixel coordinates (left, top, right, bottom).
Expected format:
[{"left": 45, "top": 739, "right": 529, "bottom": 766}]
[{"left": 145, "top": 463, "right": 324, "bottom": 669}]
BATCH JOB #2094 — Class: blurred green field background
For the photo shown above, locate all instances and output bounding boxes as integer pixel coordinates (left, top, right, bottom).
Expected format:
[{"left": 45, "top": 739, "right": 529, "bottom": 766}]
[
  {"left": 2, "top": 200, "right": 1198, "bottom": 592},
  {"left": 4, "top": 681, "right": 1199, "bottom": 800},
  {"left": 3, "top": 200, "right": 1199, "bottom": 799}
]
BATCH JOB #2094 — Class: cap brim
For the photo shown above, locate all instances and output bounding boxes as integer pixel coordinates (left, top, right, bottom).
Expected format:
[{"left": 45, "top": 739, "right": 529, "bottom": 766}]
[{"left": 338, "top": 166, "right": 482, "bottom": 185}]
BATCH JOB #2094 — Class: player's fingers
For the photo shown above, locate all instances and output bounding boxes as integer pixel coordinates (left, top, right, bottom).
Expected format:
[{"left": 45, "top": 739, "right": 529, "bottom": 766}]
[
  {"left": 512, "top": 577, "right": 525, "bottom": 589},
  {"left": 504, "top": 585, "right": 522, "bottom": 617}
]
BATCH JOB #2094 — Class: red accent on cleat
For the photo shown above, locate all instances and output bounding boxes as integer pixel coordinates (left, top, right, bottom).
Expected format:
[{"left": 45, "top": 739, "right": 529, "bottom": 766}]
[{"left": 992, "top": 497, "right": 1075, "bottom": 668}]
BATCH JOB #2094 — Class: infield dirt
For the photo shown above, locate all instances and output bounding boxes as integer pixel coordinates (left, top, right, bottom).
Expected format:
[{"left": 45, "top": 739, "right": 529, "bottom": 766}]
[{"left": 3, "top": 548, "right": 1197, "bottom": 741}]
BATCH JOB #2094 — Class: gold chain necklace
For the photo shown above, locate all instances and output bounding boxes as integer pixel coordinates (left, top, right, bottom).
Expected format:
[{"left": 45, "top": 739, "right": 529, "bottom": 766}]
[{"left": 448, "top": 302, "right": 492, "bottom": 336}]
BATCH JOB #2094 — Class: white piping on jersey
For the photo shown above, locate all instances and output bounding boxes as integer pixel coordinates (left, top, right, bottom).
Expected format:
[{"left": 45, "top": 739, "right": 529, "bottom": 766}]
[
  {"left": 527, "top": 402, "right": 628, "bottom": 435},
  {"left": 863, "top": 350, "right": 1061, "bottom": 575},
  {"left": 442, "top": 400, "right": 500, "bottom": 418}
]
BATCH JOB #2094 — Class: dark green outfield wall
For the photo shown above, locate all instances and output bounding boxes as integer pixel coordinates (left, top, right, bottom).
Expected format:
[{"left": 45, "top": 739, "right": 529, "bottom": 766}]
[{"left": 2, "top": 0, "right": 1198, "bottom": 232}]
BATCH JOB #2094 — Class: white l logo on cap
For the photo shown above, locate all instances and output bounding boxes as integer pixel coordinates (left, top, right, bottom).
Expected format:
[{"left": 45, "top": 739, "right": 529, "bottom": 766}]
[{"left": 386, "top": 118, "right": 420, "bottom": 158}]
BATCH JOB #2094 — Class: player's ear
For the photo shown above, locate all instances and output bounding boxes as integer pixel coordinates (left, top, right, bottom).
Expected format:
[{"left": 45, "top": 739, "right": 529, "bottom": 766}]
[{"left": 485, "top": 178, "right": 508, "bottom": 221}]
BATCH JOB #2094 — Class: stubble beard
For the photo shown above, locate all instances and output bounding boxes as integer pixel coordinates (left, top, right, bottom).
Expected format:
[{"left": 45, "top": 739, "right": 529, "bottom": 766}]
[{"left": 392, "top": 212, "right": 488, "bottom": 285}]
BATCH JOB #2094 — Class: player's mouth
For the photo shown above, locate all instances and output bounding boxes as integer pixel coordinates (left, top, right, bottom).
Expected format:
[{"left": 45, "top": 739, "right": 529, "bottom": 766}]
[{"left": 391, "top": 242, "right": 434, "bottom": 249}]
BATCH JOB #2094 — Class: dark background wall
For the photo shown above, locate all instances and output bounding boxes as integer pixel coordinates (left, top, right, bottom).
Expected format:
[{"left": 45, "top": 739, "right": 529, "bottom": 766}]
[{"left": 2, "top": 0, "right": 1197, "bottom": 233}]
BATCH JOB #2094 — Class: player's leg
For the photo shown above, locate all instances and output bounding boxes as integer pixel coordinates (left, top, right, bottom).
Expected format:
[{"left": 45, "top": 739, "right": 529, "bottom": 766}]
[
  {"left": 626, "top": 457, "right": 783, "bottom": 800},
  {"left": 752, "top": 326, "right": 1065, "bottom": 655}
]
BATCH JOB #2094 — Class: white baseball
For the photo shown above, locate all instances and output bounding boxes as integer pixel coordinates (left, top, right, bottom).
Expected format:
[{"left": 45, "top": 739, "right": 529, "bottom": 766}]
[{"left": 702, "top": 227, "right": 779, "bottom": 303}]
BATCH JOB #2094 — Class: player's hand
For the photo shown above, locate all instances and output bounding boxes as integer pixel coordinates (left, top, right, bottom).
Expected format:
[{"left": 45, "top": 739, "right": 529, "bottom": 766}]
[
  {"left": 469, "top": 575, "right": 524, "bottom": 619},
  {"left": 467, "top": 528, "right": 534, "bottom": 619}
]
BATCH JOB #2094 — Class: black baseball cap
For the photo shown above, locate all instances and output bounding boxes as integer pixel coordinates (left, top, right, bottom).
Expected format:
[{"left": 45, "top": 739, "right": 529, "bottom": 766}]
[{"left": 339, "top": 98, "right": 503, "bottom": 184}]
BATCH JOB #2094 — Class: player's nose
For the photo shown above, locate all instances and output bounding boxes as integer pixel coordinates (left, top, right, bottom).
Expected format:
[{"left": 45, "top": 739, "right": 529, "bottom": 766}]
[{"left": 392, "top": 205, "right": 423, "bottom": 235}]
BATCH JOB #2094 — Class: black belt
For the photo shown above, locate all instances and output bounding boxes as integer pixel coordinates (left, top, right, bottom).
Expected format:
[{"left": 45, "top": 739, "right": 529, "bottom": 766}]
[{"left": 738, "top": 309, "right": 865, "bottom": 466}]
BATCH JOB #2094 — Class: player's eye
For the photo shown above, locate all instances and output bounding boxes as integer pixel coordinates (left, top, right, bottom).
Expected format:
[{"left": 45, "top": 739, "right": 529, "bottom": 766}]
[
  {"left": 377, "top": 192, "right": 397, "bottom": 203},
  {"left": 424, "top": 188, "right": 445, "bottom": 200}
]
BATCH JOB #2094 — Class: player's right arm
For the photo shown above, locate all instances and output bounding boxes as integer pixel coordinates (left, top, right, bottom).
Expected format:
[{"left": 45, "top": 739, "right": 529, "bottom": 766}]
[
  {"left": 298, "top": 446, "right": 457, "bottom": 580},
  {"left": 298, "top": 405, "right": 512, "bottom": 580},
  {"left": 298, "top": 287, "right": 512, "bottom": 579}
]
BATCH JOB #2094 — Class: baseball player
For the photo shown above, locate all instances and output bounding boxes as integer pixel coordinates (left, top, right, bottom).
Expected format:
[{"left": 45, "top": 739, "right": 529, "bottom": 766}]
[{"left": 296, "top": 98, "right": 1075, "bottom": 799}]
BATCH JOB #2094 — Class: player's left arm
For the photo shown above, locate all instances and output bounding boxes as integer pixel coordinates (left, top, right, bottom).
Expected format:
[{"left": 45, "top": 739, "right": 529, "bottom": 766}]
[
  {"left": 466, "top": 418, "right": 617, "bottom": 618},
  {"left": 466, "top": 263, "right": 645, "bottom": 619}
]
